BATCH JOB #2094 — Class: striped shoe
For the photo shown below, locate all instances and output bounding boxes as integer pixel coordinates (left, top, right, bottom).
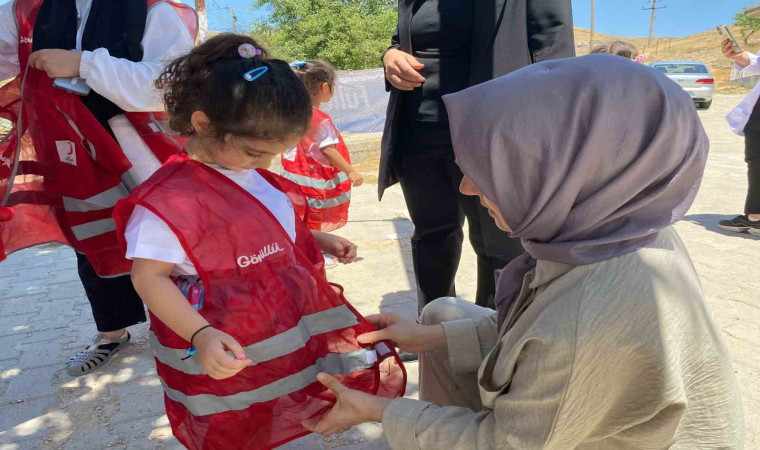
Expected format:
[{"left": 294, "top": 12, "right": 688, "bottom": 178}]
[{"left": 66, "top": 331, "right": 130, "bottom": 376}]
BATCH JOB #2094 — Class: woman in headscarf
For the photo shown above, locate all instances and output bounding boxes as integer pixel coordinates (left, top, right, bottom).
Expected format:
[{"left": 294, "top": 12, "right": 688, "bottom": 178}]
[{"left": 303, "top": 55, "right": 744, "bottom": 449}]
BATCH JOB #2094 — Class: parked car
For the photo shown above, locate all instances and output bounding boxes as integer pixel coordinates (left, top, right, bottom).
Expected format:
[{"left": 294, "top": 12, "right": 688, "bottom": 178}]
[{"left": 650, "top": 61, "right": 715, "bottom": 109}]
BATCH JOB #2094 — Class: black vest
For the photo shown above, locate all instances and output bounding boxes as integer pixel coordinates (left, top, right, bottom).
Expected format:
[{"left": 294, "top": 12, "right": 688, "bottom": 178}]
[{"left": 32, "top": 0, "right": 148, "bottom": 129}]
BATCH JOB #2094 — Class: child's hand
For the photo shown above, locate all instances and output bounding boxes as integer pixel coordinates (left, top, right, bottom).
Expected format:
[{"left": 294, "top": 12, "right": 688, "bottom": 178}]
[
  {"left": 312, "top": 232, "right": 358, "bottom": 264},
  {"left": 194, "top": 327, "right": 253, "bottom": 379},
  {"left": 348, "top": 170, "right": 364, "bottom": 187}
]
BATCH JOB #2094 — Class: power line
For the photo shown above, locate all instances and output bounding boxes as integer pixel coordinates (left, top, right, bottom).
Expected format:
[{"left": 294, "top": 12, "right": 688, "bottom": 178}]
[{"left": 642, "top": 0, "right": 666, "bottom": 47}]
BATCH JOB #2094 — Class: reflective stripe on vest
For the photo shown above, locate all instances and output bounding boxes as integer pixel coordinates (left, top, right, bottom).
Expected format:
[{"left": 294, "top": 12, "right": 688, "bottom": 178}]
[
  {"left": 71, "top": 218, "right": 117, "bottom": 240},
  {"left": 62, "top": 184, "right": 130, "bottom": 212},
  {"left": 280, "top": 171, "right": 349, "bottom": 191},
  {"left": 307, "top": 191, "right": 351, "bottom": 210},
  {"left": 161, "top": 348, "right": 378, "bottom": 417},
  {"left": 150, "top": 305, "right": 359, "bottom": 375}
]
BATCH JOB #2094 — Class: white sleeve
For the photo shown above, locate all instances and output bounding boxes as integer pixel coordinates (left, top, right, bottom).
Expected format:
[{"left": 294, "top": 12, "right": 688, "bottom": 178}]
[
  {"left": 124, "top": 205, "right": 188, "bottom": 265},
  {"left": 79, "top": 1, "right": 194, "bottom": 111},
  {"left": 736, "top": 53, "right": 760, "bottom": 76},
  {"left": 315, "top": 119, "right": 340, "bottom": 149},
  {"left": 0, "top": 0, "right": 20, "bottom": 81}
]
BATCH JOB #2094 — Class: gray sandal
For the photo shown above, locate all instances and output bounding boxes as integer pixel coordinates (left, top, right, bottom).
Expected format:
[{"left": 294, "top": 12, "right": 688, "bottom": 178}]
[{"left": 67, "top": 331, "right": 130, "bottom": 376}]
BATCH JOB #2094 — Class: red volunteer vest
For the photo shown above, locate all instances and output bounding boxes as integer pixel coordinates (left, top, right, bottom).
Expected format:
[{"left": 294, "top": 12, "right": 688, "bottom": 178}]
[
  {"left": 281, "top": 108, "right": 352, "bottom": 232},
  {"left": 0, "top": 0, "right": 197, "bottom": 276},
  {"left": 112, "top": 156, "right": 406, "bottom": 450}
]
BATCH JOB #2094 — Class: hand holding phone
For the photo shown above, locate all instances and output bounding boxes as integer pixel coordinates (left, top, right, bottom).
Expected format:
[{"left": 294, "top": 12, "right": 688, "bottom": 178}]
[
  {"left": 717, "top": 25, "right": 743, "bottom": 53},
  {"left": 53, "top": 77, "right": 91, "bottom": 96}
]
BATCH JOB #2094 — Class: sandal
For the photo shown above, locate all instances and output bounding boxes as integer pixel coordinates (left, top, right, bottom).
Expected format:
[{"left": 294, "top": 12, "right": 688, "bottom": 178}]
[{"left": 66, "top": 331, "right": 131, "bottom": 376}]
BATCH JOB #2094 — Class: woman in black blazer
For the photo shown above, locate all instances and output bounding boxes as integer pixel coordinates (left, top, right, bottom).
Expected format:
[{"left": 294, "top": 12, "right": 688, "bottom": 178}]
[{"left": 379, "top": 0, "right": 575, "bottom": 312}]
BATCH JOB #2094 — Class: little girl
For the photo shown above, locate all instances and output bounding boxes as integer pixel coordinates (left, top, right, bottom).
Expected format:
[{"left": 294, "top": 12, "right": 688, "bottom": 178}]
[
  {"left": 281, "top": 60, "right": 361, "bottom": 241},
  {"left": 113, "top": 35, "right": 404, "bottom": 450}
]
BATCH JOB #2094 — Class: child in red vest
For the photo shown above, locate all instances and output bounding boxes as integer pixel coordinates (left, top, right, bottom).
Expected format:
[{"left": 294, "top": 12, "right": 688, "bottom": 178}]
[
  {"left": 112, "top": 35, "right": 405, "bottom": 450},
  {"left": 281, "top": 61, "right": 361, "bottom": 253}
]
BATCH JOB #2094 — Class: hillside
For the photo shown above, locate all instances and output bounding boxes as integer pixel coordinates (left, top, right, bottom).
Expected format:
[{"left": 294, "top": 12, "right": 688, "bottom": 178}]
[{"left": 574, "top": 25, "right": 760, "bottom": 93}]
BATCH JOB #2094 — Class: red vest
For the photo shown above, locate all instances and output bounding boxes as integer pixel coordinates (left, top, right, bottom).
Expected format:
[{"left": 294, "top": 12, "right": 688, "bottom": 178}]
[
  {"left": 0, "top": 0, "right": 196, "bottom": 276},
  {"left": 281, "top": 108, "right": 352, "bottom": 232},
  {"left": 112, "top": 156, "right": 406, "bottom": 450}
]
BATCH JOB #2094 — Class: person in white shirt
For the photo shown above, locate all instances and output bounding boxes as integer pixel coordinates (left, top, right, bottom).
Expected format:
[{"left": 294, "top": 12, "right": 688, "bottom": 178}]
[
  {"left": 0, "top": 0, "right": 195, "bottom": 375},
  {"left": 721, "top": 38, "right": 760, "bottom": 236}
]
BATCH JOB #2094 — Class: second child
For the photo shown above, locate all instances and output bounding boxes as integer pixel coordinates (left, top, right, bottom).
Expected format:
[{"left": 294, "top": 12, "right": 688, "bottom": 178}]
[
  {"left": 281, "top": 60, "right": 362, "bottom": 239},
  {"left": 113, "top": 35, "right": 405, "bottom": 450}
]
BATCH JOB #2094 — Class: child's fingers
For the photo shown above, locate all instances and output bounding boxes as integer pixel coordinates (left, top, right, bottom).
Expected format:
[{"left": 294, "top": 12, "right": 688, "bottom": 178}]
[{"left": 219, "top": 334, "right": 248, "bottom": 360}]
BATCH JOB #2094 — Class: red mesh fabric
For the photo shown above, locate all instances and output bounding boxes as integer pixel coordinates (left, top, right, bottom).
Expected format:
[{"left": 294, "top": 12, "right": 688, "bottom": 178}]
[
  {"left": 0, "top": 0, "right": 194, "bottom": 273},
  {"left": 113, "top": 156, "right": 406, "bottom": 450},
  {"left": 281, "top": 109, "right": 352, "bottom": 232}
]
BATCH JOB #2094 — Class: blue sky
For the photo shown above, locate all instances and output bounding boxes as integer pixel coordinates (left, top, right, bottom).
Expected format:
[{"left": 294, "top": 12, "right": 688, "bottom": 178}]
[
  {"left": 189, "top": 0, "right": 756, "bottom": 37},
  {"left": 572, "top": 0, "right": 755, "bottom": 37},
  {"left": 0, "top": 0, "right": 748, "bottom": 38}
]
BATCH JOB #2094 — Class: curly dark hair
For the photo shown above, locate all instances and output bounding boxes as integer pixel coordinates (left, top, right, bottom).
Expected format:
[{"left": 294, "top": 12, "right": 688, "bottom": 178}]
[
  {"left": 156, "top": 34, "right": 312, "bottom": 142},
  {"left": 291, "top": 60, "right": 337, "bottom": 94}
]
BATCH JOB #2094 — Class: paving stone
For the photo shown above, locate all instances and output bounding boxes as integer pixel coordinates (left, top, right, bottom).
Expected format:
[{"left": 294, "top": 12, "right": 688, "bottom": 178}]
[
  {"left": 63, "top": 426, "right": 120, "bottom": 450},
  {"left": 113, "top": 415, "right": 173, "bottom": 450},
  {"left": 45, "top": 282, "right": 85, "bottom": 301},
  {"left": 109, "top": 382, "right": 166, "bottom": 424},
  {"left": 16, "top": 327, "right": 76, "bottom": 347},
  {"left": 16, "top": 341, "right": 67, "bottom": 370},
  {"left": 2, "top": 280, "right": 48, "bottom": 300},
  {"left": 0, "top": 298, "right": 43, "bottom": 317},
  {"left": 0, "top": 397, "right": 56, "bottom": 444},
  {"left": 0, "top": 335, "right": 24, "bottom": 361},
  {"left": 43, "top": 270, "right": 82, "bottom": 286},
  {"left": 2, "top": 367, "right": 59, "bottom": 402}
]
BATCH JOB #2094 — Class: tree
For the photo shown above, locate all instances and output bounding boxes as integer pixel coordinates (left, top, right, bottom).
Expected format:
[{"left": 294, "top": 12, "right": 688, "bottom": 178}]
[
  {"left": 251, "top": 0, "right": 397, "bottom": 70},
  {"left": 735, "top": 2, "right": 760, "bottom": 44}
]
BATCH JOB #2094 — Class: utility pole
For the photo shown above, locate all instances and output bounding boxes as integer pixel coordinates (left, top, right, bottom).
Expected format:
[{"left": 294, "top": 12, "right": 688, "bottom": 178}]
[
  {"left": 590, "top": 0, "right": 596, "bottom": 48},
  {"left": 229, "top": 7, "right": 237, "bottom": 34},
  {"left": 195, "top": 0, "right": 208, "bottom": 42},
  {"left": 643, "top": 0, "right": 666, "bottom": 47}
]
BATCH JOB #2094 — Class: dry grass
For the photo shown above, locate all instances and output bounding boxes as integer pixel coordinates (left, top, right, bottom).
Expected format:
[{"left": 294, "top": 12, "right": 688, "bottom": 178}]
[{"left": 574, "top": 25, "right": 757, "bottom": 93}]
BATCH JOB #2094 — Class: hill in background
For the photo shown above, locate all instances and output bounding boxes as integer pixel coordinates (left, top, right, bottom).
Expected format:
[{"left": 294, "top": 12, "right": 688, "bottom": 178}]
[{"left": 574, "top": 25, "right": 759, "bottom": 93}]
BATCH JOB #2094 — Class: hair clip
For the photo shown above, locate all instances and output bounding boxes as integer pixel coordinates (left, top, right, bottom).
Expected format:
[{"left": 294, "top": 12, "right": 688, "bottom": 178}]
[
  {"left": 238, "top": 43, "right": 262, "bottom": 59},
  {"left": 243, "top": 66, "right": 269, "bottom": 82},
  {"left": 290, "top": 61, "right": 307, "bottom": 68}
]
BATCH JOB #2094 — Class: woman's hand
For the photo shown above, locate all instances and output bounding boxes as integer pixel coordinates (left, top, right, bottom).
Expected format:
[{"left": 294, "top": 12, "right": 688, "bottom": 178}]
[
  {"left": 383, "top": 48, "right": 426, "bottom": 91},
  {"left": 721, "top": 39, "right": 751, "bottom": 68},
  {"left": 348, "top": 170, "right": 364, "bottom": 187},
  {"left": 312, "top": 231, "right": 358, "bottom": 263},
  {"left": 28, "top": 49, "right": 82, "bottom": 78},
  {"left": 358, "top": 312, "right": 446, "bottom": 354},
  {"left": 194, "top": 327, "right": 253, "bottom": 380},
  {"left": 303, "top": 373, "right": 391, "bottom": 435}
]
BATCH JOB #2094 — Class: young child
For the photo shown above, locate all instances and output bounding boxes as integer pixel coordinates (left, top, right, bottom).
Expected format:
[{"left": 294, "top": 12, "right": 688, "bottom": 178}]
[
  {"left": 281, "top": 60, "right": 361, "bottom": 244},
  {"left": 112, "top": 35, "right": 405, "bottom": 450}
]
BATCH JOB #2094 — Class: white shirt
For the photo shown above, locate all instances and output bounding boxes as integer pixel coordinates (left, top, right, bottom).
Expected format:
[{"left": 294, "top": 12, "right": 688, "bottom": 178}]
[
  {"left": 124, "top": 165, "right": 297, "bottom": 276},
  {"left": 726, "top": 52, "right": 760, "bottom": 136},
  {"left": 282, "top": 118, "right": 340, "bottom": 167},
  {"left": 0, "top": 0, "right": 195, "bottom": 187}
]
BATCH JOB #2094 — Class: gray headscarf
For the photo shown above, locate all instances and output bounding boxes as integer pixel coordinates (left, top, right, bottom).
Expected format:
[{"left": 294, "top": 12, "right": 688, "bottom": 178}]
[{"left": 443, "top": 54, "right": 709, "bottom": 329}]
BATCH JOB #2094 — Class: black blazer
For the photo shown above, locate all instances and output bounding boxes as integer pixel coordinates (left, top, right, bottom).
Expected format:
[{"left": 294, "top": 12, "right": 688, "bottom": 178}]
[{"left": 378, "top": 0, "right": 575, "bottom": 199}]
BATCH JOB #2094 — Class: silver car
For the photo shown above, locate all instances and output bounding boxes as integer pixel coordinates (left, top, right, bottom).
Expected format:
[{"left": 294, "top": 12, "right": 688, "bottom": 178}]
[{"left": 650, "top": 61, "right": 715, "bottom": 109}]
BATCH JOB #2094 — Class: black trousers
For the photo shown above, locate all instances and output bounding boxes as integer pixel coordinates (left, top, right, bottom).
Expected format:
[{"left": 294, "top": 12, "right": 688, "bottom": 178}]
[
  {"left": 396, "top": 122, "right": 524, "bottom": 312},
  {"left": 76, "top": 252, "right": 146, "bottom": 332},
  {"left": 744, "top": 128, "right": 760, "bottom": 215}
]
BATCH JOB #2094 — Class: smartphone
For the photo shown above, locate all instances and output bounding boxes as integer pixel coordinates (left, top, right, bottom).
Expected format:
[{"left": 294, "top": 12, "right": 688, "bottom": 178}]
[
  {"left": 53, "top": 77, "right": 91, "bottom": 96},
  {"left": 717, "top": 25, "right": 743, "bottom": 53}
]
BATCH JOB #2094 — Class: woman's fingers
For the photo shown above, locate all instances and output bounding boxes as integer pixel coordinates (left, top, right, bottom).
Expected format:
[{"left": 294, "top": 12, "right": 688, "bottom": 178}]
[
  {"left": 357, "top": 328, "right": 390, "bottom": 344},
  {"left": 399, "top": 56, "right": 426, "bottom": 81},
  {"left": 388, "top": 74, "right": 420, "bottom": 90},
  {"left": 316, "top": 373, "right": 347, "bottom": 396}
]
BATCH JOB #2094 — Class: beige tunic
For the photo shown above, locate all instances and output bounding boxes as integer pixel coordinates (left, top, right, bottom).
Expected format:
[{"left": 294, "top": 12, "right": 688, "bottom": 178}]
[{"left": 382, "top": 228, "right": 744, "bottom": 449}]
